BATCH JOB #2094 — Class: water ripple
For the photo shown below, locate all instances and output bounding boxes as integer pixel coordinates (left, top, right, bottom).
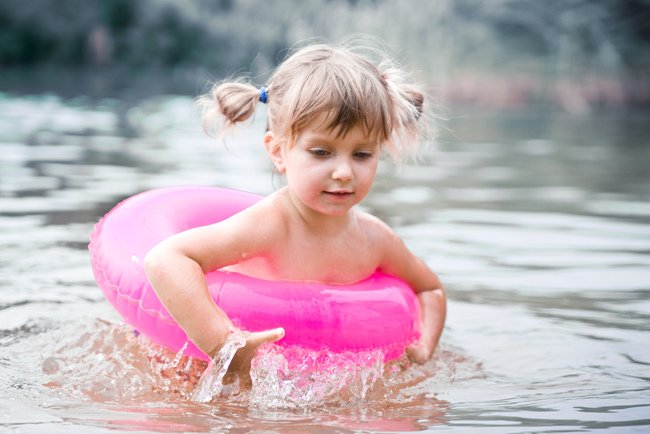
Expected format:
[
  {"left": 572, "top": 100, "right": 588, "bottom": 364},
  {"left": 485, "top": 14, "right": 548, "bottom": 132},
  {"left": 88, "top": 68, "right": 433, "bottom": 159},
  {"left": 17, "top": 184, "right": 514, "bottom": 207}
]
[{"left": 1, "top": 93, "right": 649, "bottom": 432}]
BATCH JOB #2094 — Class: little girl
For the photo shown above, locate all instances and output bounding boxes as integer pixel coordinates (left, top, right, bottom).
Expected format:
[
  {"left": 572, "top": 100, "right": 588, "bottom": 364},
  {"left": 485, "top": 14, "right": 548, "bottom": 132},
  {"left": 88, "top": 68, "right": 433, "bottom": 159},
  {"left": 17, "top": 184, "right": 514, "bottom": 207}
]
[{"left": 145, "top": 41, "right": 446, "bottom": 388}]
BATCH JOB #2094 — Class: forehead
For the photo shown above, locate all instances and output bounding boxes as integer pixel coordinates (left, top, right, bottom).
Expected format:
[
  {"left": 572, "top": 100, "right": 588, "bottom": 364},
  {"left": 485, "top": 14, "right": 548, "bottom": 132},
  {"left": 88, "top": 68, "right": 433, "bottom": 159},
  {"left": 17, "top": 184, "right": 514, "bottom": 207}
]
[
  {"left": 295, "top": 116, "right": 378, "bottom": 145},
  {"left": 289, "top": 113, "right": 382, "bottom": 145}
]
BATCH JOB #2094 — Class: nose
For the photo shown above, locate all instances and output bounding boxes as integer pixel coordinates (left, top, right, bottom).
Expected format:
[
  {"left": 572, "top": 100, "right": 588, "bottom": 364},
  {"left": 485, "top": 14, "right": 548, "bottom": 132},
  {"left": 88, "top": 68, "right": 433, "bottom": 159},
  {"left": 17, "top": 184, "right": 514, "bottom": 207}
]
[{"left": 331, "top": 157, "right": 353, "bottom": 182}]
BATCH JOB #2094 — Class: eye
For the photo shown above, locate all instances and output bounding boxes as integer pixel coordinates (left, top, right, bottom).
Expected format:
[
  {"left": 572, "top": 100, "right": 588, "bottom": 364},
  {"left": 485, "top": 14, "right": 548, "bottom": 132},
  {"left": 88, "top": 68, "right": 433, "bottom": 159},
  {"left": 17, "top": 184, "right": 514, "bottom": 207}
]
[
  {"left": 353, "top": 150, "right": 374, "bottom": 161},
  {"left": 309, "top": 148, "right": 330, "bottom": 158}
]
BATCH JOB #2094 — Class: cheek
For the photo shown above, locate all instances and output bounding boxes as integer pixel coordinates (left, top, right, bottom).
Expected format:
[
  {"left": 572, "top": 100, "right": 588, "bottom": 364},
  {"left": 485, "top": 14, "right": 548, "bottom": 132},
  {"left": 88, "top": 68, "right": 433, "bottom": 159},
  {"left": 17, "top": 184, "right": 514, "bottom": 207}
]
[
  {"left": 286, "top": 159, "right": 321, "bottom": 189},
  {"left": 358, "top": 161, "right": 379, "bottom": 182},
  {"left": 291, "top": 156, "right": 328, "bottom": 178}
]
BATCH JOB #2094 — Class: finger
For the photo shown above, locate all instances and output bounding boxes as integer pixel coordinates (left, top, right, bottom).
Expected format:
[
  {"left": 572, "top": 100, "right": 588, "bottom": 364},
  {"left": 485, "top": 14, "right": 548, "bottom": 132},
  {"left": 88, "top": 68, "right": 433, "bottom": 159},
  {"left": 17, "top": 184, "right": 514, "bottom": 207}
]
[
  {"left": 405, "top": 345, "right": 419, "bottom": 359},
  {"left": 249, "top": 327, "right": 285, "bottom": 346},
  {"left": 261, "top": 327, "right": 285, "bottom": 343},
  {"left": 406, "top": 345, "right": 428, "bottom": 364}
]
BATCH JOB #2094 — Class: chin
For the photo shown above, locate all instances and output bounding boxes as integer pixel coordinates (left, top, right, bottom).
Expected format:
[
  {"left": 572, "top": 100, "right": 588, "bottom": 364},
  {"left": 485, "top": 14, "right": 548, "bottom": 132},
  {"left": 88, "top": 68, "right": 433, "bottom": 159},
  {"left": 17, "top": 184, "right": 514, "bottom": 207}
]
[{"left": 319, "top": 205, "right": 355, "bottom": 217}]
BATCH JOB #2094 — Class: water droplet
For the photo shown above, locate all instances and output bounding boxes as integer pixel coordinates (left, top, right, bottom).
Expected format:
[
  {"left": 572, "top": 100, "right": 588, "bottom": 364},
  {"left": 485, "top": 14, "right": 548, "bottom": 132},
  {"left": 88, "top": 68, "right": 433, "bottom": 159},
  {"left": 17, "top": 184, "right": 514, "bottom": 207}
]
[{"left": 192, "top": 330, "right": 246, "bottom": 403}]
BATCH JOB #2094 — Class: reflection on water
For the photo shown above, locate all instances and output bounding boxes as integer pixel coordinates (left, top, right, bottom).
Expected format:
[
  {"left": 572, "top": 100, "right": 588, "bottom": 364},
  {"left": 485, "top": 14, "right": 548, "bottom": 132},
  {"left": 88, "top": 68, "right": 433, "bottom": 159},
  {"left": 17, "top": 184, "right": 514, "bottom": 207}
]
[{"left": 1, "top": 91, "right": 649, "bottom": 432}]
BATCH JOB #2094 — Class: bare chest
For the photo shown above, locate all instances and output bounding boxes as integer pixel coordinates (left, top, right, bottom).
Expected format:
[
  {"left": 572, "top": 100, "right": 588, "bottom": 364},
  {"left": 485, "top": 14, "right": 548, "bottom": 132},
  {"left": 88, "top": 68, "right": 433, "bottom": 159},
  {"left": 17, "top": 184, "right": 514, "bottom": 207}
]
[{"left": 230, "top": 228, "right": 382, "bottom": 284}]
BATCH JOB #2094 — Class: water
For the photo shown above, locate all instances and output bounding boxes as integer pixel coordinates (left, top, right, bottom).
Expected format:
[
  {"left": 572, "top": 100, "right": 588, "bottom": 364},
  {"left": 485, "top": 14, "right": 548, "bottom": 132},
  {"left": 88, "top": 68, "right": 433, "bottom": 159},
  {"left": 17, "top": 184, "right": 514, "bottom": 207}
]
[
  {"left": 1, "top": 88, "right": 649, "bottom": 432},
  {"left": 192, "top": 331, "right": 246, "bottom": 403}
]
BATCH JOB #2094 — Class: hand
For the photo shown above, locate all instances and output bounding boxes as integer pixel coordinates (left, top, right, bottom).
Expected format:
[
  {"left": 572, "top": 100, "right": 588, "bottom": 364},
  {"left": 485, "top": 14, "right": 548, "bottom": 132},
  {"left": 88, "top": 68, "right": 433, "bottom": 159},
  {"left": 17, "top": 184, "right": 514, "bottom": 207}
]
[
  {"left": 406, "top": 287, "right": 446, "bottom": 365},
  {"left": 405, "top": 340, "right": 433, "bottom": 364},
  {"left": 221, "top": 327, "right": 285, "bottom": 390}
]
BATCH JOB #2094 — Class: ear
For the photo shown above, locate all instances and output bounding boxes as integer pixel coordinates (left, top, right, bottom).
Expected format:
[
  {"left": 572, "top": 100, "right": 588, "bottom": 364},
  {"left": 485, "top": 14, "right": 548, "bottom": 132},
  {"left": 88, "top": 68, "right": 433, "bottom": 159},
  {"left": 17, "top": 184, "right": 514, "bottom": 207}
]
[{"left": 264, "top": 131, "right": 286, "bottom": 173}]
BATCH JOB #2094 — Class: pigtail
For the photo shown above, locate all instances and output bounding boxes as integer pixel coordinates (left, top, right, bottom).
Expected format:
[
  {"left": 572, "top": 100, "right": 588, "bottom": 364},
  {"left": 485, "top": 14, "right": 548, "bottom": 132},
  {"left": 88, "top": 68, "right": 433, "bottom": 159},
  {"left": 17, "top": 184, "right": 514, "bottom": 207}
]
[
  {"left": 378, "top": 62, "right": 426, "bottom": 160},
  {"left": 196, "top": 40, "right": 432, "bottom": 164},
  {"left": 197, "top": 81, "right": 263, "bottom": 135},
  {"left": 402, "top": 85, "right": 424, "bottom": 121}
]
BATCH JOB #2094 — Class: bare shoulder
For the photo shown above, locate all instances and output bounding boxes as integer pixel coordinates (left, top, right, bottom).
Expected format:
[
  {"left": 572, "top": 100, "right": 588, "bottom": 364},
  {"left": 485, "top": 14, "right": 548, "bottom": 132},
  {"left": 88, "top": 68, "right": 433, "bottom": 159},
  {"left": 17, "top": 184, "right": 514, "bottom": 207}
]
[
  {"left": 355, "top": 210, "right": 401, "bottom": 246},
  {"left": 356, "top": 210, "right": 439, "bottom": 292},
  {"left": 221, "top": 191, "right": 289, "bottom": 246},
  {"left": 159, "top": 191, "right": 289, "bottom": 272}
]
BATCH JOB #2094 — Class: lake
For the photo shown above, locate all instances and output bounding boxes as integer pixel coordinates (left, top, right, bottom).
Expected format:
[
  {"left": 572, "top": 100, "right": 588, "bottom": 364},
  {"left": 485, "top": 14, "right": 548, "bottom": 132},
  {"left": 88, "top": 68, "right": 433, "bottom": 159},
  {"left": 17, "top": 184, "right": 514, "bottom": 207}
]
[{"left": 1, "top": 81, "right": 649, "bottom": 432}]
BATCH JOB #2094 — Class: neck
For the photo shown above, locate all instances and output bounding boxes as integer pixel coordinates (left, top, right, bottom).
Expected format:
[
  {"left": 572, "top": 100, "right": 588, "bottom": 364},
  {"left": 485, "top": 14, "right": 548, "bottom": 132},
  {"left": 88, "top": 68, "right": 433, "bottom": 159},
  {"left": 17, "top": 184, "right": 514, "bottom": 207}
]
[{"left": 280, "top": 187, "right": 355, "bottom": 235}]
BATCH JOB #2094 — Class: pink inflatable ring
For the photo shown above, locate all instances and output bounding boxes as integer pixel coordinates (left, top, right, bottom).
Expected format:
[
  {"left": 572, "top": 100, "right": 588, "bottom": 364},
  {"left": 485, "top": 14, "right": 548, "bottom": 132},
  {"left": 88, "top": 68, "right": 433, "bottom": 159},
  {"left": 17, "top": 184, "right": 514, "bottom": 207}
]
[{"left": 89, "top": 187, "right": 421, "bottom": 361}]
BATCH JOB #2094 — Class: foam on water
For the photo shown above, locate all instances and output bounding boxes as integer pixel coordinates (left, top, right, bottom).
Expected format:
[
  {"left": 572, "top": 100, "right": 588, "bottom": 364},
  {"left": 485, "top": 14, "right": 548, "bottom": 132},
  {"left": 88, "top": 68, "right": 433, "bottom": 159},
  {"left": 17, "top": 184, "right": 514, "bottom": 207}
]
[
  {"left": 31, "top": 319, "right": 449, "bottom": 410},
  {"left": 249, "top": 345, "right": 388, "bottom": 408},
  {"left": 192, "top": 330, "right": 246, "bottom": 403}
]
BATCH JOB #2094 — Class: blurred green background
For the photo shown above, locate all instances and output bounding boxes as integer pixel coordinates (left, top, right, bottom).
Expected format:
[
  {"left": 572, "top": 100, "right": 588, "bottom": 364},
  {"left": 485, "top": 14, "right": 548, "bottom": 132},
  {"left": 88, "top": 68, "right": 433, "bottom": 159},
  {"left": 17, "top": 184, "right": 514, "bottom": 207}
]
[{"left": 1, "top": 0, "right": 649, "bottom": 112}]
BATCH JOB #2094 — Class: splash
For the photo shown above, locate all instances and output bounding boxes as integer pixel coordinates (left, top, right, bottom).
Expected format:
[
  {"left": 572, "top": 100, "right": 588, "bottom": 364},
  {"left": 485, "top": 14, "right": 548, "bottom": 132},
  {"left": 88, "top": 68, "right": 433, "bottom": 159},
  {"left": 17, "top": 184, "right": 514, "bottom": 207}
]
[
  {"left": 248, "top": 345, "right": 390, "bottom": 408},
  {"left": 188, "top": 332, "right": 395, "bottom": 407},
  {"left": 37, "top": 320, "right": 450, "bottom": 409},
  {"left": 38, "top": 320, "right": 206, "bottom": 402},
  {"left": 191, "top": 330, "right": 246, "bottom": 403},
  {"left": 163, "top": 340, "right": 190, "bottom": 371}
]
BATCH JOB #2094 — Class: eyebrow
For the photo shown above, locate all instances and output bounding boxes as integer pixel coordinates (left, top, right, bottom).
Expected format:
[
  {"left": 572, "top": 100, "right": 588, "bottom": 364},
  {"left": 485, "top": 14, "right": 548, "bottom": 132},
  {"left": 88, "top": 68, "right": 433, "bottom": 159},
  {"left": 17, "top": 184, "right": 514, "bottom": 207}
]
[
  {"left": 303, "top": 129, "right": 379, "bottom": 144},
  {"left": 301, "top": 137, "right": 379, "bottom": 151},
  {"left": 301, "top": 130, "right": 335, "bottom": 140}
]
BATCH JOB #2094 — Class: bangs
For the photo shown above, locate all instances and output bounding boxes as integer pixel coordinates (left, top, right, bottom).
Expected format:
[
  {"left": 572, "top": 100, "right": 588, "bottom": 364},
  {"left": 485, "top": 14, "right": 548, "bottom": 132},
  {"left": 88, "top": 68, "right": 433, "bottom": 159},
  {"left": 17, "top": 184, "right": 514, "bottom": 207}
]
[
  {"left": 265, "top": 43, "right": 424, "bottom": 161},
  {"left": 282, "top": 55, "right": 393, "bottom": 146}
]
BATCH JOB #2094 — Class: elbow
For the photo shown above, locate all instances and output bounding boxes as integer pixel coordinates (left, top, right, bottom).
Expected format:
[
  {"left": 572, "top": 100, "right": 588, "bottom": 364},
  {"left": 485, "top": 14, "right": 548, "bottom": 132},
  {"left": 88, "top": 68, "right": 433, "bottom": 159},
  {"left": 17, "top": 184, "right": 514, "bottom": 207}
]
[
  {"left": 144, "top": 243, "right": 184, "bottom": 302},
  {"left": 417, "top": 286, "right": 447, "bottom": 313},
  {"left": 431, "top": 285, "right": 447, "bottom": 305},
  {"left": 144, "top": 243, "right": 202, "bottom": 293},
  {"left": 144, "top": 243, "right": 170, "bottom": 286},
  {"left": 421, "top": 285, "right": 446, "bottom": 300}
]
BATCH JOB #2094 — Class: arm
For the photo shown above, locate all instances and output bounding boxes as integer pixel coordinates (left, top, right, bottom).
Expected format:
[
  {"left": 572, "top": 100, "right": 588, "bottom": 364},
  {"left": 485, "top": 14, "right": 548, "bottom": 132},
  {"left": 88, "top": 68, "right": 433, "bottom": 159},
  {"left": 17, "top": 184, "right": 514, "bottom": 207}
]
[
  {"left": 407, "top": 280, "right": 447, "bottom": 363},
  {"left": 144, "top": 201, "right": 283, "bottom": 357},
  {"left": 145, "top": 247, "right": 234, "bottom": 355},
  {"left": 376, "top": 222, "right": 447, "bottom": 363}
]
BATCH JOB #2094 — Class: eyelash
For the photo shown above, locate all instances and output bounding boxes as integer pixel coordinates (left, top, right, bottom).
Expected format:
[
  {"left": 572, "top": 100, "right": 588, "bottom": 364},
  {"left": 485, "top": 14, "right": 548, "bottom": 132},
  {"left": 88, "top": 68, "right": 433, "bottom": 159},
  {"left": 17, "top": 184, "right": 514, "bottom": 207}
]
[
  {"left": 310, "top": 148, "right": 330, "bottom": 158},
  {"left": 308, "top": 149, "right": 374, "bottom": 160},
  {"left": 353, "top": 151, "right": 373, "bottom": 160}
]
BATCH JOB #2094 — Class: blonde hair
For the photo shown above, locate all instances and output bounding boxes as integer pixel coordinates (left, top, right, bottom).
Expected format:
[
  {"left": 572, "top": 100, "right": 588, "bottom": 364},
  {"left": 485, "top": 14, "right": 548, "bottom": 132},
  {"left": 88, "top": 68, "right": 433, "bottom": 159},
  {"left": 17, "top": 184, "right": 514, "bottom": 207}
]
[{"left": 198, "top": 40, "right": 425, "bottom": 161}]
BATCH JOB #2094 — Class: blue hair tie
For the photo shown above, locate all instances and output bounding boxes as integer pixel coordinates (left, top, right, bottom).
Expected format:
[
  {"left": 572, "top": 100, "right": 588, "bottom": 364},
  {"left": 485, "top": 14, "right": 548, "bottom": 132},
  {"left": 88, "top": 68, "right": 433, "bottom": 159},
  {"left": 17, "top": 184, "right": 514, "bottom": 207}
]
[{"left": 259, "top": 87, "right": 268, "bottom": 104}]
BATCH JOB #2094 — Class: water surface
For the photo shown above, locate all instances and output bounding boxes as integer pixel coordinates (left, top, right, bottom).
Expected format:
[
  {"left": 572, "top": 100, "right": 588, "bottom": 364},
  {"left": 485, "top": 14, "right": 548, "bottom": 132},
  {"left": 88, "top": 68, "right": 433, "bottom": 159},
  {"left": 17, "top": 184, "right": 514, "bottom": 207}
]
[{"left": 1, "top": 91, "right": 649, "bottom": 433}]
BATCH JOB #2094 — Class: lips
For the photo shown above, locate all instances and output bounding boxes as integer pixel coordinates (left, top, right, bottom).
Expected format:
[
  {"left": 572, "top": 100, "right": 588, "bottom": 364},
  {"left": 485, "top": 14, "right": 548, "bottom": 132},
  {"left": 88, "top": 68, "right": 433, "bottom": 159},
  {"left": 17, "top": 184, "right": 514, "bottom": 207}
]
[{"left": 323, "top": 190, "right": 354, "bottom": 199}]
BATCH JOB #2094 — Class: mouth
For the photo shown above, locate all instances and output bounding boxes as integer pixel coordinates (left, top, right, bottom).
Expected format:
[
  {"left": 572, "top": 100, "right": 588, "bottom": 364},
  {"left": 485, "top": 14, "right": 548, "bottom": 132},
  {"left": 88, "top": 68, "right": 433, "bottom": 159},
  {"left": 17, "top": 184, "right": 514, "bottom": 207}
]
[{"left": 323, "top": 190, "right": 354, "bottom": 198}]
